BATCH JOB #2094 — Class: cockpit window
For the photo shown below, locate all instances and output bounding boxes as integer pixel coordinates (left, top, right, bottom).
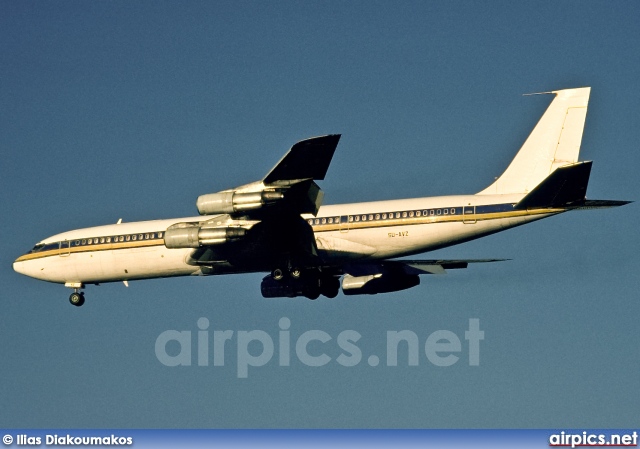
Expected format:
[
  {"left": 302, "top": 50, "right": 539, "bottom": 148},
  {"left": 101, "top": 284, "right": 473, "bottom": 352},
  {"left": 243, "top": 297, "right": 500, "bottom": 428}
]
[{"left": 29, "top": 243, "right": 45, "bottom": 253}]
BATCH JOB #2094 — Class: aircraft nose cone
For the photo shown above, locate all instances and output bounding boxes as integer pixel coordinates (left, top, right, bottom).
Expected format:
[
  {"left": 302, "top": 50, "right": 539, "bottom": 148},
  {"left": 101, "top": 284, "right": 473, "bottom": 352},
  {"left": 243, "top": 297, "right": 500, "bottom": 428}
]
[
  {"left": 13, "top": 259, "right": 27, "bottom": 276},
  {"left": 13, "top": 258, "right": 37, "bottom": 279}
]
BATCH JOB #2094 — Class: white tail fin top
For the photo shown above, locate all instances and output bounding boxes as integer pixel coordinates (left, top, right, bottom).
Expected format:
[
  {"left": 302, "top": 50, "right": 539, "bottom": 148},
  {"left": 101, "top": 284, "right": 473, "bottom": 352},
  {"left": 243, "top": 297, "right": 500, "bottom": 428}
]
[{"left": 478, "top": 87, "right": 591, "bottom": 195}]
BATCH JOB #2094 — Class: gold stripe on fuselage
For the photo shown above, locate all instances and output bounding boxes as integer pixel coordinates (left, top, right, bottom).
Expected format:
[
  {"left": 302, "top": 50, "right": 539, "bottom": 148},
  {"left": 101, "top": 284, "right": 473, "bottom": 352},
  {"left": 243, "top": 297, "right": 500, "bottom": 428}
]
[
  {"left": 15, "top": 207, "right": 564, "bottom": 263},
  {"left": 310, "top": 207, "right": 564, "bottom": 232},
  {"left": 15, "top": 239, "right": 165, "bottom": 263}
]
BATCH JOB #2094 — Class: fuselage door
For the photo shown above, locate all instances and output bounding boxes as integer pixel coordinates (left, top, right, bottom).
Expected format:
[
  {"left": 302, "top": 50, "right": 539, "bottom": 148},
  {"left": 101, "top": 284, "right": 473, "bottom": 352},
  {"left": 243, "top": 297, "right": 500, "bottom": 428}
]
[
  {"left": 463, "top": 206, "right": 477, "bottom": 224},
  {"left": 339, "top": 215, "right": 350, "bottom": 233},
  {"left": 60, "top": 240, "right": 71, "bottom": 257}
]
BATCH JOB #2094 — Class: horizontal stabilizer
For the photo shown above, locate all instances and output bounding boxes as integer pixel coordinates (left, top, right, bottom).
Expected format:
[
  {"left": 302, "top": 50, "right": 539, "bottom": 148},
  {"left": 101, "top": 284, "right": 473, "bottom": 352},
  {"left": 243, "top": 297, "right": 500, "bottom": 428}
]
[
  {"left": 568, "top": 199, "right": 633, "bottom": 210},
  {"left": 514, "top": 161, "right": 591, "bottom": 209},
  {"left": 263, "top": 134, "right": 341, "bottom": 184}
]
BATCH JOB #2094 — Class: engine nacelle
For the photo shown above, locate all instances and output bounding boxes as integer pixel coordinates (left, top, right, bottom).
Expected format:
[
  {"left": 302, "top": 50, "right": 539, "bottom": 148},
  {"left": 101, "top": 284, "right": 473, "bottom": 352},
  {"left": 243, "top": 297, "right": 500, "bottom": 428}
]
[
  {"left": 164, "top": 223, "right": 247, "bottom": 249},
  {"left": 196, "top": 191, "right": 283, "bottom": 215},
  {"left": 342, "top": 273, "right": 420, "bottom": 295}
]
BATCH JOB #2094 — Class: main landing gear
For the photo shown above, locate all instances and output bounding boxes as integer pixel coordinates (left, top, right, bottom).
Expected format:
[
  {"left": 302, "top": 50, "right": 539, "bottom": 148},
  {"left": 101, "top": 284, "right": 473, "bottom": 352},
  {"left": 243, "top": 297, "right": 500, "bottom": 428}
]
[{"left": 261, "top": 267, "right": 340, "bottom": 300}]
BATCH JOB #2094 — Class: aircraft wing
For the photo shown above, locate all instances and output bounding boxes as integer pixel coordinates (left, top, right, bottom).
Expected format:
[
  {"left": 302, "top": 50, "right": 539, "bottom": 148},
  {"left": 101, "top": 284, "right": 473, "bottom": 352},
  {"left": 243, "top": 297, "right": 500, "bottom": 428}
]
[
  {"left": 263, "top": 134, "right": 341, "bottom": 184},
  {"left": 343, "top": 259, "right": 508, "bottom": 276},
  {"left": 190, "top": 135, "right": 342, "bottom": 270},
  {"left": 197, "top": 134, "right": 341, "bottom": 218},
  {"left": 339, "top": 259, "right": 508, "bottom": 295}
]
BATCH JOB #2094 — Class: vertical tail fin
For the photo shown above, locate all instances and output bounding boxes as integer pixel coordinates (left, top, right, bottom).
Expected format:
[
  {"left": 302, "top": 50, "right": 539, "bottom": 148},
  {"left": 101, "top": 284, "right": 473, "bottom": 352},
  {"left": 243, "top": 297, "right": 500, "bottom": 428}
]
[{"left": 478, "top": 87, "right": 591, "bottom": 195}]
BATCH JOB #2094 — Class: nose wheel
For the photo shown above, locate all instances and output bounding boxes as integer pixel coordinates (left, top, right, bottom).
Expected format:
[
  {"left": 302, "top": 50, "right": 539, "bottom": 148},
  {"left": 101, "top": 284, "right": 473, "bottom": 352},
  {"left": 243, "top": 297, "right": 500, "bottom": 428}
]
[{"left": 69, "top": 291, "right": 85, "bottom": 307}]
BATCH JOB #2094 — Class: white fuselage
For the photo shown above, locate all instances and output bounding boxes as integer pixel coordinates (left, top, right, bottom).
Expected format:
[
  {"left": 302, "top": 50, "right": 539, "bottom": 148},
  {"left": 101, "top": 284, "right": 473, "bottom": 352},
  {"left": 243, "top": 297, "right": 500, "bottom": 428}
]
[{"left": 13, "top": 193, "right": 560, "bottom": 286}]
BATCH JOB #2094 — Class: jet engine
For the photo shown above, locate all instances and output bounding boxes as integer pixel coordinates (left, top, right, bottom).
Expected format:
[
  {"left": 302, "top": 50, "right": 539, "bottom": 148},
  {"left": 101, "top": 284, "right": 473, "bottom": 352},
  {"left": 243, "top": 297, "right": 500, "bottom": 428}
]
[
  {"left": 164, "top": 222, "right": 247, "bottom": 249},
  {"left": 342, "top": 273, "right": 420, "bottom": 295},
  {"left": 196, "top": 191, "right": 284, "bottom": 215}
]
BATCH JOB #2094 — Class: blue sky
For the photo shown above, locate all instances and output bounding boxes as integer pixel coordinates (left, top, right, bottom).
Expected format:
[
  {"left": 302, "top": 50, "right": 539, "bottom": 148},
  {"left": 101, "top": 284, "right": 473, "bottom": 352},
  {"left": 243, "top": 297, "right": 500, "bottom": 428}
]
[{"left": 1, "top": 1, "right": 638, "bottom": 428}]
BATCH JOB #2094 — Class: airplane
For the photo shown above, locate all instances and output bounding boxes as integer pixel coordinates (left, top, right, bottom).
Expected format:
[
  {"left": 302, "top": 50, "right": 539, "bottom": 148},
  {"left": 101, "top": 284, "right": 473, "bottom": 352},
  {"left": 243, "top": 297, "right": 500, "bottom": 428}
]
[{"left": 13, "top": 87, "right": 630, "bottom": 306}]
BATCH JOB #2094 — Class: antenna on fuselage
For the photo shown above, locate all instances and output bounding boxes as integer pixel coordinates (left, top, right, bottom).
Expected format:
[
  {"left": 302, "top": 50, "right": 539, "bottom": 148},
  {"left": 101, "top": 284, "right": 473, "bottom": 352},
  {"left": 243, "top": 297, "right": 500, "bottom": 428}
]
[{"left": 522, "top": 91, "right": 554, "bottom": 96}]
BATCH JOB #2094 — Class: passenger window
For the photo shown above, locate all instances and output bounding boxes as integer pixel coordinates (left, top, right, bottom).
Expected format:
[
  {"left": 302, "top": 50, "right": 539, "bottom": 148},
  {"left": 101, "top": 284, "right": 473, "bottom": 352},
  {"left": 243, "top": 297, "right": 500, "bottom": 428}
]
[
  {"left": 375, "top": 214, "right": 380, "bottom": 220},
  {"left": 158, "top": 232, "right": 163, "bottom": 238},
  {"left": 409, "top": 211, "right": 414, "bottom": 218},
  {"left": 328, "top": 218, "right": 333, "bottom": 224},
  {"left": 355, "top": 216, "right": 360, "bottom": 222},
  {"left": 416, "top": 211, "right": 421, "bottom": 217},
  {"left": 126, "top": 235, "right": 131, "bottom": 241},
  {"left": 362, "top": 215, "right": 367, "bottom": 221},
  {"left": 444, "top": 209, "right": 449, "bottom": 215},
  {"left": 451, "top": 208, "right": 455, "bottom": 214},
  {"left": 106, "top": 237, "right": 111, "bottom": 243},
  {"left": 402, "top": 212, "right": 407, "bottom": 218},
  {"left": 100, "top": 237, "right": 105, "bottom": 243},
  {"left": 437, "top": 209, "right": 442, "bottom": 215},
  {"left": 430, "top": 210, "right": 434, "bottom": 216},
  {"left": 382, "top": 213, "right": 387, "bottom": 219},
  {"left": 348, "top": 216, "right": 353, "bottom": 222}
]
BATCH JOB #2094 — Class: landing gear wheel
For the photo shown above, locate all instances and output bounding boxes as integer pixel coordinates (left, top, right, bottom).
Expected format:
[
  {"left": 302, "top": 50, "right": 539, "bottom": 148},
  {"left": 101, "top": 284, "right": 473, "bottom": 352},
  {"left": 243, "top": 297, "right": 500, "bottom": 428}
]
[
  {"left": 290, "top": 268, "right": 302, "bottom": 279},
  {"left": 304, "top": 277, "right": 321, "bottom": 300},
  {"left": 321, "top": 277, "right": 340, "bottom": 298},
  {"left": 324, "top": 288, "right": 339, "bottom": 299},
  {"left": 305, "top": 288, "right": 320, "bottom": 300},
  {"left": 272, "top": 268, "right": 285, "bottom": 281},
  {"left": 69, "top": 292, "right": 85, "bottom": 307}
]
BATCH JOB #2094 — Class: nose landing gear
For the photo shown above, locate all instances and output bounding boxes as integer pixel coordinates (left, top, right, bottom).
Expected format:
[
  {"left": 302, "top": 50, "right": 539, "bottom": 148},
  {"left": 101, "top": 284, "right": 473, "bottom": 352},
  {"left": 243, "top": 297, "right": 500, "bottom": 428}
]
[{"left": 65, "top": 282, "right": 86, "bottom": 307}]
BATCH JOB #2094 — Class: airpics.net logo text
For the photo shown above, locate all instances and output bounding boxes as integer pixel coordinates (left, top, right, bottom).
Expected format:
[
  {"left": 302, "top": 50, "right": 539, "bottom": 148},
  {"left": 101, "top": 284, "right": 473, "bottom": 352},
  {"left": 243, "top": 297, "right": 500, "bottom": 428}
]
[{"left": 155, "top": 318, "right": 484, "bottom": 378}]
